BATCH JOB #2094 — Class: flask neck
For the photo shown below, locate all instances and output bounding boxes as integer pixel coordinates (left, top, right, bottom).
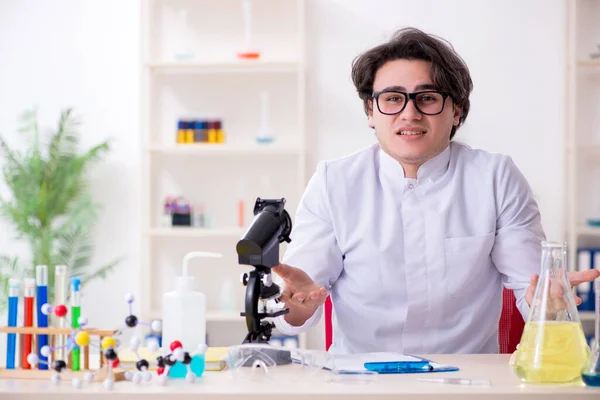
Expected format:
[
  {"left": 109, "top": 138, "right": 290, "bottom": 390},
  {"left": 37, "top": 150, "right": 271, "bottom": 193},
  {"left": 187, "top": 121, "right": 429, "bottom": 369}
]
[
  {"left": 540, "top": 242, "right": 567, "bottom": 275},
  {"left": 528, "top": 241, "right": 579, "bottom": 323}
]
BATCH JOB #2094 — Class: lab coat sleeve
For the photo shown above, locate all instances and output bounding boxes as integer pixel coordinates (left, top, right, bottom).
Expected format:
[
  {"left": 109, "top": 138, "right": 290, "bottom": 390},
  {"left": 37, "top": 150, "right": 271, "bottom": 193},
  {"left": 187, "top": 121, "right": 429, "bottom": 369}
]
[
  {"left": 491, "top": 155, "right": 546, "bottom": 321},
  {"left": 273, "top": 161, "right": 345, "bottom": 335}
]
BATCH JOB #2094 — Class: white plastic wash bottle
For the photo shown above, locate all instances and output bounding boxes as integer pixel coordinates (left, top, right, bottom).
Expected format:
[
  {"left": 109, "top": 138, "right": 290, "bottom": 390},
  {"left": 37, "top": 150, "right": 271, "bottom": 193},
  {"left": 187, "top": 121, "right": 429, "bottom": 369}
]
[{"left": 161, "top": 251, "right": 223, "bottom": 352}]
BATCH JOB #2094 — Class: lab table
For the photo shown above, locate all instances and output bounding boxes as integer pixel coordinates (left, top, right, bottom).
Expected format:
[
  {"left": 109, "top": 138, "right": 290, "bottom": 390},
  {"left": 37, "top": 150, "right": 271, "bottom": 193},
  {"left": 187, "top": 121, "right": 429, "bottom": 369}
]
[{"left": 1, "top": 354, "right": 599, "bottom": 399}]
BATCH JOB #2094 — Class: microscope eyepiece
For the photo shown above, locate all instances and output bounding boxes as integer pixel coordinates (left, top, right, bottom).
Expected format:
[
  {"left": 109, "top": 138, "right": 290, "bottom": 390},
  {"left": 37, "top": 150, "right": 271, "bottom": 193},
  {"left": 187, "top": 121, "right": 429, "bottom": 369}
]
[{"left": 236, "top": 198, "right": 291, "bottom": 269}]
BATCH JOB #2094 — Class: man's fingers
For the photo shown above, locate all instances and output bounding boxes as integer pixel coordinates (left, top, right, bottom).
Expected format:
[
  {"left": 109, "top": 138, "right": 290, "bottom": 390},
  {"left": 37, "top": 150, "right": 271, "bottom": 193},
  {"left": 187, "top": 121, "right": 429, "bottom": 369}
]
[
  {"left": 279, "top": 290, "right": 291, "bottom": 303},
  {"left": 272, "top": 263, "right": 292, "bottom": 279},
  {"left": 291, "top": 292, "right": 307, "bottom": 305},
  {"left": 525, "top": 274, "right": 539, "bottom": 306},
  {"left": 574, "top": 295, "right": 582, "bottom": 306},
  {"left": 302, "top": 288, "right": 328, "bottom": 308},
  {"left": 567, "top": 269, "right": 600, "bottom": 287},
  {"left": 530, "top": 274, "right": 539, "bottom": 286}
]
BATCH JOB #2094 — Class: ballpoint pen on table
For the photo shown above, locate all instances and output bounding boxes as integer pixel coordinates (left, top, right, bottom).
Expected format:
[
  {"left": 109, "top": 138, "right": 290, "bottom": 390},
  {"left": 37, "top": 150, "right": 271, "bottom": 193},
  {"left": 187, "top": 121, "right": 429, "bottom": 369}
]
[
  {"left": 418, "top": 377, "right": 492, "bottom": 387},
  {"left": 22, "top": 278, "right": 35, "bottom": 369},
  {"left": 364, "top": 360, "right": 433, "bottom": 373},
  {"left": 71, "top": 277, "right": 82, "bottom": 371},
  {"left": 36, "top": 265, "right": 49, "bottom": 370},
  {"left": 6, "top": 278, "right": 19, "bottom": 369}
]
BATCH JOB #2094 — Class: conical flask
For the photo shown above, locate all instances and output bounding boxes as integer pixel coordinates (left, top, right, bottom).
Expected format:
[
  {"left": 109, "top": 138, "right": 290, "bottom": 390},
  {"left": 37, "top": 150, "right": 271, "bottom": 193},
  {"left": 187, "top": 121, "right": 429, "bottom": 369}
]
[{"left": 514, "top": 241, "right": 589, "bottom": 384}]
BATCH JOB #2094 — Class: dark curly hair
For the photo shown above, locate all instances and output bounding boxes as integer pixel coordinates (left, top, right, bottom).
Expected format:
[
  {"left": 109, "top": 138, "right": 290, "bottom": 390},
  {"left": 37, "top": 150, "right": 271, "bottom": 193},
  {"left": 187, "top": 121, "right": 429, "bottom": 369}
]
[{"left": 351, "top": 27, "right": 473, "bottom": 139}]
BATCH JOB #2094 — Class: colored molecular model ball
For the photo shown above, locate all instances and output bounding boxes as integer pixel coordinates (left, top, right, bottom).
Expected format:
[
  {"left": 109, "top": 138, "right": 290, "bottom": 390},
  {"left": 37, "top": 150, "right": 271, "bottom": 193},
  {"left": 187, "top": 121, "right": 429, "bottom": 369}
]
[{"left": 26, "top": 303, "right": 90, "bottom": 389}]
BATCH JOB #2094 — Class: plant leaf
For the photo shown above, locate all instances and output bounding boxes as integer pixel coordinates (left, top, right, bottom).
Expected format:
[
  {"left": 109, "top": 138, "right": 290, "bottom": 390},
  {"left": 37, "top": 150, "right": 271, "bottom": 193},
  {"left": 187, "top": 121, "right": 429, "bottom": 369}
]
[{"left": 80, "top": 257, "right": 123, "bottom": 286}]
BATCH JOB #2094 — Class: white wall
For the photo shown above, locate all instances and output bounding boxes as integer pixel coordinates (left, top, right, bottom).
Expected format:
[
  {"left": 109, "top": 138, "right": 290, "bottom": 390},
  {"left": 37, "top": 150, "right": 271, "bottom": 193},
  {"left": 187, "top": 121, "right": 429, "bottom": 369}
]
[
  {"left": 0, "top": 0, "right": 565, "bottom": 350},
  {"left": 0, "top": 0, "right": 142, "bottom": 330}
]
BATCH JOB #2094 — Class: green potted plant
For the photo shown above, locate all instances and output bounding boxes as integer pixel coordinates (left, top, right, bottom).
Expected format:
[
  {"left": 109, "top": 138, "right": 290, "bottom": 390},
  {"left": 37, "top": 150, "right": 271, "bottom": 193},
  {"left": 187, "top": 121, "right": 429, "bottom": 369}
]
[{"left": 0, "top": 108, "right": 121, "bottom": 311}]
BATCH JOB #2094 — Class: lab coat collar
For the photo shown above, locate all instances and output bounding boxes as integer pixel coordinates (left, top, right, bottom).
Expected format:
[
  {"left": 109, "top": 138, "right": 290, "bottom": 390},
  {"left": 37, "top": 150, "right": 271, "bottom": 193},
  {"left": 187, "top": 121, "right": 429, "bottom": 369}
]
[{"left": 378, "top": 142, "right": 451, "bottom": 184}]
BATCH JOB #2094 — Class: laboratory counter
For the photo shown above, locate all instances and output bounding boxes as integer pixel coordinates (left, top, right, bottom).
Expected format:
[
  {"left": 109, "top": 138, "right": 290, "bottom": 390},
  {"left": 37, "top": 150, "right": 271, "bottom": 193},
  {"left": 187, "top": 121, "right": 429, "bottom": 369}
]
[{"left": 1, "top": 354, "right": 599, "bottom": 399}]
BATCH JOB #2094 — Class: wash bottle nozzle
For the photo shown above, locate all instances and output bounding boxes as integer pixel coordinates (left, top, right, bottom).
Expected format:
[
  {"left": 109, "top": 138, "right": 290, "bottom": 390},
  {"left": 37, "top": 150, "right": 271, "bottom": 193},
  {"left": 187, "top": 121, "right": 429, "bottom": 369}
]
[{"left": 177, "top": 251, "right": 224, "bottom": 292}]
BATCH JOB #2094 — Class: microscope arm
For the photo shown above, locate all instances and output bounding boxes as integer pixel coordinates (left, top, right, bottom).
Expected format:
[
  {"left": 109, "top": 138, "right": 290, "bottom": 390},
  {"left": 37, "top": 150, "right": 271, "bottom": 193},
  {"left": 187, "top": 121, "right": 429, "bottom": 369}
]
[{"left": 244, "top": 269, "right": 260, "bottom": 334}]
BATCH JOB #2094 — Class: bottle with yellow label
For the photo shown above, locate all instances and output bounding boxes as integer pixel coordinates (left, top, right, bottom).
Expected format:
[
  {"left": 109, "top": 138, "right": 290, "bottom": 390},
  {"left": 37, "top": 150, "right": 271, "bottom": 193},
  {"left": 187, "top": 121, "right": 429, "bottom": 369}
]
[
  {"left": 207, "top": 121, "right": 218, "bottom": 143},
  {"left": 176, "top": 121, "right": 186, "bottom": 144},
  {"left": 185, "top": 121, "right": 195, "bottom": 143},
  {"left": 216, "top": 120, "right": 225, "bottom": 143}
]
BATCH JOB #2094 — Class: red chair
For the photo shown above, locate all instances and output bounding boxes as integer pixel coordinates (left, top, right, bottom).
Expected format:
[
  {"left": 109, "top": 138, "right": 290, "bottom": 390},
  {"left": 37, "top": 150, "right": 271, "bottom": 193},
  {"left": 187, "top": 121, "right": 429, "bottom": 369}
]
[{"left": 324, "top": 288, "right": 524, "bottom": 353}]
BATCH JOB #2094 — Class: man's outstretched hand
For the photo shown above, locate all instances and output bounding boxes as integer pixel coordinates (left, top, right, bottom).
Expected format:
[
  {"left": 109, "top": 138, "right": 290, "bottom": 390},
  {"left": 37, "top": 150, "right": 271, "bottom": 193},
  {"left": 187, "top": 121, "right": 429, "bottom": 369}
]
[
  {"left": 272, "top": 263, "right": 328, "bottom": 327},
  {"left": 525, "top": 269, "right": 600, "bottom": 308}
]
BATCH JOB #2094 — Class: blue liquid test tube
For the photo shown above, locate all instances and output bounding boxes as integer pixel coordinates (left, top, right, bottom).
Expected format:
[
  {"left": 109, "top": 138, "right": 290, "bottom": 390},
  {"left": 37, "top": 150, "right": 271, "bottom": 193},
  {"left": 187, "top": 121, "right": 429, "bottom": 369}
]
[
  {"left": 36, "top": 265, "right": 49, "bottom": 370},
  {"left": 6, "top": 279, "right": 19, "bottom": 369}
]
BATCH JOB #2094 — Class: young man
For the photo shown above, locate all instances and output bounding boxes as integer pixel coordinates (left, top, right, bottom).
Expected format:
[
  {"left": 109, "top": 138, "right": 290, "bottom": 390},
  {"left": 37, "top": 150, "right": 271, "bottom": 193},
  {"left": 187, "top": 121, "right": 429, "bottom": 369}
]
[{"left": 272, "top": 27, "right": 599, "bottom": 354}]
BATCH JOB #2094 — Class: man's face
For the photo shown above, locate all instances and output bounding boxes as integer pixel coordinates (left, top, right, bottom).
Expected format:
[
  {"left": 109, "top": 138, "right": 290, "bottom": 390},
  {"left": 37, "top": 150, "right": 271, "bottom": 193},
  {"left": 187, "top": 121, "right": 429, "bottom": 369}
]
[{"left": 368, "top": 59, "right": 462, "bottom": 170}]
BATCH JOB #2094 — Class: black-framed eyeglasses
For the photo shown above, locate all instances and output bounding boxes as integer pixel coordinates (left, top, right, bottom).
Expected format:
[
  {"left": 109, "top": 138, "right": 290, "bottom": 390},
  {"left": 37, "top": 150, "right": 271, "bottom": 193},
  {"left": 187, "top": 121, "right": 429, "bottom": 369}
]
[{"left": 372, "top": 90, "right": 450, "bottom": 116}]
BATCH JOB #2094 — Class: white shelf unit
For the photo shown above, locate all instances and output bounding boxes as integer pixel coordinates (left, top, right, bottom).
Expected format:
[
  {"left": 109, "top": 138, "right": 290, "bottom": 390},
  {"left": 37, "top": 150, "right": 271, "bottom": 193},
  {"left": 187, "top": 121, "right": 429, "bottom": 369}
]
[
  {"left": 565, "top": 0, "right": 600, "bottom": 338},
  {"left": 140, "top": 0, "right": 307, "bottom": 349},
  {"left": 566, "top": 0, "right": 600, "bottom": 263},
  {"left": 146, "top": 141, "right": 302, "bottom": 156},
  {"left": 146, "top": 59, "right": 299, "bottom": 73}
]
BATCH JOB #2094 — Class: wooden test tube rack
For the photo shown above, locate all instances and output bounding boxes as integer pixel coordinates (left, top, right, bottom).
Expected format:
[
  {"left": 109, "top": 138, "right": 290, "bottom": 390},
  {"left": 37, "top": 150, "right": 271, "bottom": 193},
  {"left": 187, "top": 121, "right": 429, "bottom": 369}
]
[{"left": 0, "top": 326, "right": 125, "bottom": 381}]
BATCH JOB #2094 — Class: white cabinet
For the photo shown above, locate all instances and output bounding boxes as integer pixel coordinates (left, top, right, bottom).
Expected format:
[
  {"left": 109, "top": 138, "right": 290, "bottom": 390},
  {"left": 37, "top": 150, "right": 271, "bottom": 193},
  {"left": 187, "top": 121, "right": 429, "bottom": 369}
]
[{"left": 140, "top": 0, "right": 307, "bottom": 349}]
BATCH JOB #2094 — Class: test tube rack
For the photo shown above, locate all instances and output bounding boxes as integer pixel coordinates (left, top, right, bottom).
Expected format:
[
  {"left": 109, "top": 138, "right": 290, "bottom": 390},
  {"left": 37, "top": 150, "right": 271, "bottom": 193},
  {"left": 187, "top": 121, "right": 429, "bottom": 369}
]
[{"left": 0, "top": 326, "right": 125, "bottom": 381}]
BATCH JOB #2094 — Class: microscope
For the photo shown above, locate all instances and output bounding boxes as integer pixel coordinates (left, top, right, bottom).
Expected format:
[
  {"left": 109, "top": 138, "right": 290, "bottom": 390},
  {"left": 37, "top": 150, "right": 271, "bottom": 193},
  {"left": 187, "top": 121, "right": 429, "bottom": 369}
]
[{"left": 236, "top": 197, "right": 293, "bottom": 365}]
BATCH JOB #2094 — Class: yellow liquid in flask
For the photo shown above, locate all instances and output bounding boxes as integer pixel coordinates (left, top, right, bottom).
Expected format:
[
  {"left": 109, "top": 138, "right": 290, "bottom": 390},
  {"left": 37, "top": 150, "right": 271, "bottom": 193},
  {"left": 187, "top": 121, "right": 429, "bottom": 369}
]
[{"left": 514, "top": 321, "right": 589, "bottom": 384}]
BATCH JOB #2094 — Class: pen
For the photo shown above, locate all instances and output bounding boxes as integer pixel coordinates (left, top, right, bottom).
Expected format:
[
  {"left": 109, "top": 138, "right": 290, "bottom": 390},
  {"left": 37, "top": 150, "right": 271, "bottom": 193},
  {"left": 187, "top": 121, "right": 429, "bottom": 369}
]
[
  {"left": 36, "top": 265, "right": 49, "bottom": 370},
  {"left": 22, "top": 278, "right": 35, "bottom": 369},
  {"left": 54, "top": 265, "right": 68, "bottom": 361},
  {"left": 71, "top": 277, "right": 81, "bottom": 371},
  {"left": 364, "top": 360, "right": 432, "bottom": 373},
  {"left": 418, "top": 377, "right": 491, "bottom": 386},
  {"left": 6, "top": 278, "right": 19, "bottom": 369}
]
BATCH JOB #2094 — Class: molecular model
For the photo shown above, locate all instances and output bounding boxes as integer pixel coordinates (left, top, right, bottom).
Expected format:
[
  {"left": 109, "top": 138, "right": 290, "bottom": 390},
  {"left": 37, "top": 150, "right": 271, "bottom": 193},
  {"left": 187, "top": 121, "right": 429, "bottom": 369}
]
[
  {"left": 26, "top": 303, "right": 91, "bottom": 389},
  {"left": 116, "top": 293, "right": 208, "bottom": 386},
  {"left": 28, "top": 293, "right": 208, "bottom": 390},
  {"left": 155, "top": 340, "right": 208, "bottom": 385},
  {"left": 84, "top": 293, "right": 163, "bottom": 388}
]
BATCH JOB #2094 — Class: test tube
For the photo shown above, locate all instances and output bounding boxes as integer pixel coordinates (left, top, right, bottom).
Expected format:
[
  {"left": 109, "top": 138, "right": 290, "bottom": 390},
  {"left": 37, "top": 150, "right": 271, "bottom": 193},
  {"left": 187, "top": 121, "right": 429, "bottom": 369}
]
[
  {"left": 54, "top": 265, "right": 68, "bottom": 361},
  {"left": 6, "top": 279, "right": 19, "bottom": 369}
]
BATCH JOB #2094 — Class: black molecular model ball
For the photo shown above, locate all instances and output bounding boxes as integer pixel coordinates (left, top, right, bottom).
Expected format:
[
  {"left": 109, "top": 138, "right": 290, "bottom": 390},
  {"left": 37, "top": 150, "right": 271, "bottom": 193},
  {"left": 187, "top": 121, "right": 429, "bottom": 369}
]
[
  {"left": 125, "top": 315, "right": 138, "bottom": 328},
  {"left": 105, "top": 348, "right": 118, "bottom": 361}
]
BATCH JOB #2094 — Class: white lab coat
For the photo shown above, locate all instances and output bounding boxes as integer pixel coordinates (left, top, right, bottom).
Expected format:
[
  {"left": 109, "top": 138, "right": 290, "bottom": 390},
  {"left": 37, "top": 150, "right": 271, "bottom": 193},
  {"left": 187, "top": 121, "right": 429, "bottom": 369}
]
[{"left": 274, "top": 141, "right": 545, "bottom": 354}]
